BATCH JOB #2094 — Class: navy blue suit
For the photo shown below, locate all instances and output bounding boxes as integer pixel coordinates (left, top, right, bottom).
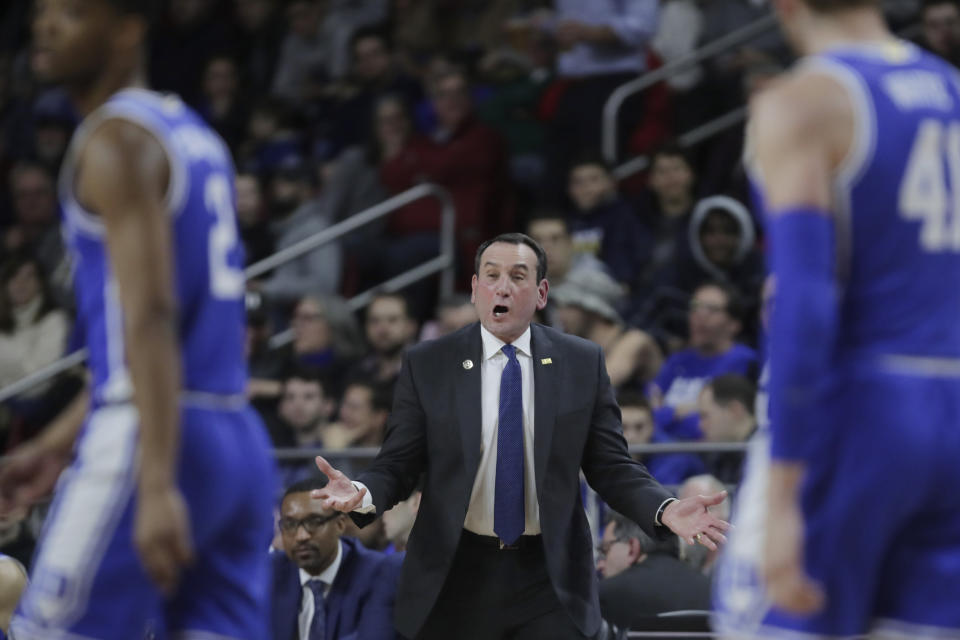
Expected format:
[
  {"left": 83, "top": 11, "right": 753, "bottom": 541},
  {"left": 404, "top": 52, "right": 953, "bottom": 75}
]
[{"left": 270, "top": 537, "right": 403, "bottom": 640}]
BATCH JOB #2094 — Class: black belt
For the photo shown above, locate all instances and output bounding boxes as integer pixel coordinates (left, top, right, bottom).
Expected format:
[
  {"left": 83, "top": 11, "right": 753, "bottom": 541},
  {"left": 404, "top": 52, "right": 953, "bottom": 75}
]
[{"left": 461, "top": 529, "right": 542, "bottom": 551}]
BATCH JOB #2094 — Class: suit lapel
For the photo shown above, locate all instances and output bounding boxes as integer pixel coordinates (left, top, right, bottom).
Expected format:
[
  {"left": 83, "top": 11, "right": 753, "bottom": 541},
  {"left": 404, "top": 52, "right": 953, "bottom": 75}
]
[
  {"left": 531, "top": 324, "right": 559, "bottom": 496},
  {"left": 456, "top": 323, "right": 484, "bottom": 483},
  {"left": 273, "top": 554, "right": 301, "bottom": 640},
  {"left": 325, "top": 541, "right": 351, "bottom": 637}
]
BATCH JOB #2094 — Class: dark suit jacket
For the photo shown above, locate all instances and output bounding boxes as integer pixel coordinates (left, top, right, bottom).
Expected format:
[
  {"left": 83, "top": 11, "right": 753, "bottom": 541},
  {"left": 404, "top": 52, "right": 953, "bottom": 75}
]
[
  {"left": 598, "top": 554, "right": 712, "bottom": 630},
  {"left": 352, "top": 322, "right": 673, "bottom": 638},
  {"left": 270, "top": 537, "right": 403, "bottom": 640}
]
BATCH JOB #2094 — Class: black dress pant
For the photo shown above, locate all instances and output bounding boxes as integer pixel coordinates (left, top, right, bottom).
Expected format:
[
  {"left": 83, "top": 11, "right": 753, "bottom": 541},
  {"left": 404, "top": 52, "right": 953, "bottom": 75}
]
[{"left": 414, "top": 531, "right": 587, "bottom": 640}]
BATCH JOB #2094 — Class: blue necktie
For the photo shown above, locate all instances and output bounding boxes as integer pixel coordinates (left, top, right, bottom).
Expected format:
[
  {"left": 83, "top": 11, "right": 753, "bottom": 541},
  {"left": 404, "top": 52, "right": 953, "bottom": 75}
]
[
  {"left": 308, "top": 579, "right": 326, "bottom": 640},
  {"left": 494, "top": 344, "right": 525, "bottom": 545}
]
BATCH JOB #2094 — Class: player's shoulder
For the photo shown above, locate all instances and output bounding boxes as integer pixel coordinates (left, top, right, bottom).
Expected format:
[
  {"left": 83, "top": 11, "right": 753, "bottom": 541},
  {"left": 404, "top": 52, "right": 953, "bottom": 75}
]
[
  {"left": 750, "top": 65, "right": 855, "bottom": 145},
  {"left": 75, "top": 116, "right": 169, "bottom": 209}
]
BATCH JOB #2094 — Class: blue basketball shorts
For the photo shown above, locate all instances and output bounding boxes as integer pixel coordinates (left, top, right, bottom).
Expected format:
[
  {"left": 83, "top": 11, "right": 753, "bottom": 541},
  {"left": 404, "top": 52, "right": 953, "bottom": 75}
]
[
  {"left": 714, "top": 368, "right": 960, "bottom": 639},
  {"left": 12, "top": 400, "right": 277, "bottom": 640}
]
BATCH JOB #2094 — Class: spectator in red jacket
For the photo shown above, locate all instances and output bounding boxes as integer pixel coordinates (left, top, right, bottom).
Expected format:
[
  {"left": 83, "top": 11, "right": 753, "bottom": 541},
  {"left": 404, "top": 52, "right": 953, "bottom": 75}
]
[{"left": 380, "top": 67, "right": 512, "bottom": 288}]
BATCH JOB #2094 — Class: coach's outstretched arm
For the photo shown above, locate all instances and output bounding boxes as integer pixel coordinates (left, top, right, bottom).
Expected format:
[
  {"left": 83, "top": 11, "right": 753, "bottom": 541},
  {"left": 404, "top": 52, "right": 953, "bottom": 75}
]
[
  {"left": 580, "top": 346, "right": 729, "bottom": 549},
  {"left": 81, "top": 119, "right": 194, "bottom": 595},
  {"left": 313, "top": 352, "right": 427, "bottom": 522}
]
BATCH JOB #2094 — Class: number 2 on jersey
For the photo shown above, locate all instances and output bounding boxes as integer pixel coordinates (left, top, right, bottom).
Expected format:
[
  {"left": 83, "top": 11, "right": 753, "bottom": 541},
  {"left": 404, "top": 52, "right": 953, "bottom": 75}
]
[
  {"left": 899, "top": 119, "right": 960, "bottom": 252},
  {"left": 204, "top": 173, "right": 245, "bottom": 298}
]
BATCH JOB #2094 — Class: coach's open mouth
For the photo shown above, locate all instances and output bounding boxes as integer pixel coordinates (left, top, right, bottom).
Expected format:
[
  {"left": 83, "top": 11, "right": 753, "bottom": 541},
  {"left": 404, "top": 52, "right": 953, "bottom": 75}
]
[{"left": 493, "top": 305, "right": 509, "bottom": 318}]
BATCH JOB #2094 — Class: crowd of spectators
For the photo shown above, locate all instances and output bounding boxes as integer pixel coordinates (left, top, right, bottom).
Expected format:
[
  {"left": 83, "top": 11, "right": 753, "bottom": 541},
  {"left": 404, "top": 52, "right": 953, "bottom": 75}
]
[{"left": 0, "top": 0, "right": 945, "bottom": 632}]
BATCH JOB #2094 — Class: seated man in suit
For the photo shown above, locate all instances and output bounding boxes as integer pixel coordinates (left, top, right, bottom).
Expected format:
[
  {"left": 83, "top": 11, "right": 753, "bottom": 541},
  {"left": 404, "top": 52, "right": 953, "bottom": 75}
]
[
  {"left": 271, "top": 476, "right": 402, "bottom": 640},
  {"left": 597, "top": 511, "right": 711, "bottom": 630}
]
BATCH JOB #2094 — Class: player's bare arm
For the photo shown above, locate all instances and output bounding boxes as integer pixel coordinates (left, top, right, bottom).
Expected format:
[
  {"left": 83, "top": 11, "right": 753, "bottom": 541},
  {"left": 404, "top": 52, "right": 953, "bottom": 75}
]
[
  {"left": 750, "top": 71, "right": 853, "bottom": 211},
  {"left": 0, "top": 385, "right": 88, "bottom": 513},
  {"left": 77, "top": 118, "right": 193, "bottom": 594},
  {"left": 752, "top": 69, "right": 854, "bottom": 615}
]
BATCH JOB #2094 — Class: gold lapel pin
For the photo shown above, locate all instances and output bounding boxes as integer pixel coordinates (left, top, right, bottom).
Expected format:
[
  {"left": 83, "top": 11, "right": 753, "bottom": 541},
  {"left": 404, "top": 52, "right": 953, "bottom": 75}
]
[
  {"left": 462, "top": 359, "right": 474, "bottom": 370},
  {"left": 540, "top": 358, "right": 553, "bottom": 365}
]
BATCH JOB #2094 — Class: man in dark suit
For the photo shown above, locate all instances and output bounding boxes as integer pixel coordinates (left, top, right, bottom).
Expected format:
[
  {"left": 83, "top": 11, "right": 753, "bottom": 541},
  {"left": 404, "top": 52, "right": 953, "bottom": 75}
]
[
  {"left": 314, "top": 233, "right": 729, "bottom": 639},
  {"left": 597, "top": 511, "right": 711, "bottom": 629},
  {"left": 271, "top": 477, "right": 402, "bottom": 640}
]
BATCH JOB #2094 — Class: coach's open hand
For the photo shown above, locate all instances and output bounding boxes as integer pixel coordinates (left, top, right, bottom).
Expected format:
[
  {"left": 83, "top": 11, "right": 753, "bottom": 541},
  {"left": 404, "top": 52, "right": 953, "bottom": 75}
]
[
  {"left": 312, "top": 456, "right": 367, "bottom": 512},
  {"left": 661, "top": 491, "right": 731, "bottom": 551}
]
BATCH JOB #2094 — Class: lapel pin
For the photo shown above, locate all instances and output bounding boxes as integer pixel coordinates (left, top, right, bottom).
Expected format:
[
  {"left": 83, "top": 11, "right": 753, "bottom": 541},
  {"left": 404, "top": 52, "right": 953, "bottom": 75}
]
[
  {"left": 462, "top": 359, "right": 474, "bottom": 370},
  {"left": 540, "top": 358, "right": 553, "bottom": 365}
]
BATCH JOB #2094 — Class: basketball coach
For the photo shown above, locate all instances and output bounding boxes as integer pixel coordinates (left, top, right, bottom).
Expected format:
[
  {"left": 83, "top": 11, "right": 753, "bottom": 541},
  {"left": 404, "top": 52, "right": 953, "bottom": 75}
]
[{"left": 314, "top": 233, "right": 729, "bottom": 640}]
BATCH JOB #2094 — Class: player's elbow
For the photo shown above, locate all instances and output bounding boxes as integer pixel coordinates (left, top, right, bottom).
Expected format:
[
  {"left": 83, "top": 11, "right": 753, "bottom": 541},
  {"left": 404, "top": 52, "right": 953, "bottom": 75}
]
[{"left": 125, "top": 302, "right": 178, "bottom": 341}]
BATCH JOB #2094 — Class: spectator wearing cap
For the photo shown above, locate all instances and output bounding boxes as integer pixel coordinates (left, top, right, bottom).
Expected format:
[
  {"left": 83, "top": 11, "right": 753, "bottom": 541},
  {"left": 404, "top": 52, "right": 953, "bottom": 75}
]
[
  {"left": 551, "top": 268, "right": 662, "bottom": 389},
  {"left": 251, "top": 160, "right": 342, "bottom": 303}
]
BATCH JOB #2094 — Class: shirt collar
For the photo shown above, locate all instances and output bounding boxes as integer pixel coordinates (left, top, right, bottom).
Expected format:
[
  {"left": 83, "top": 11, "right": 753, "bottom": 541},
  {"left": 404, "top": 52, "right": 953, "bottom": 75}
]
[
  {"left": 480, "top": 324, "right": 532, "bottom": 361},
  {"left": 299, "top": 539, "right": 343, "bottom": 589}
]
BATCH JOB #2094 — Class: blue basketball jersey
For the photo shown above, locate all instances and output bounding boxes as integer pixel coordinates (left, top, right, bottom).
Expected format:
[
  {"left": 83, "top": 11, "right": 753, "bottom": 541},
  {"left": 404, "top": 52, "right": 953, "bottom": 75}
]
[
  {"left": 60, "top": 88, "right": 248, "bottom": 405},
  {"left": 808, "top": 41, "right": 960, "bottom": 362},
  {"left": 716, "top": 42, "right": 960, "bottom": 639}
]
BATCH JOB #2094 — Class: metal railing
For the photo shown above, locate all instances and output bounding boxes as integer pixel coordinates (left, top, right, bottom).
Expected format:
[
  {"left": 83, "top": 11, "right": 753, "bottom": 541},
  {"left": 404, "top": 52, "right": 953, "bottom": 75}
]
[
  {"left": 626, "top": 633, "right": 716, "bottom": 639},
  {"left": 610, "top": 20, "right": 925, "bottom": 183},
  {"left": 273, "top": 441, "right": 749, "bottom": 462},
  {"left": 0, "top": 183, "right": 456, "bottom": 403},
  {"left": 602, "top": 14, "right": 778, "bottom": 166},
  {"left": 613, "top": 106, "right": 747, "bottom": 182}
]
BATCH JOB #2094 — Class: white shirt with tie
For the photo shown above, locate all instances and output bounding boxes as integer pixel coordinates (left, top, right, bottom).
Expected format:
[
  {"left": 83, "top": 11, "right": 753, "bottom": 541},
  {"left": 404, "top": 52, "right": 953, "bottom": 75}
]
[
  {"left": 463, "top": 324, "right": 540, "bottom": 535},
  {"left": 352, "top": 325, "right": 541, "bottom": 536},
  {"left": 297, "top": 540, "right": 342, "bottom": 640}
]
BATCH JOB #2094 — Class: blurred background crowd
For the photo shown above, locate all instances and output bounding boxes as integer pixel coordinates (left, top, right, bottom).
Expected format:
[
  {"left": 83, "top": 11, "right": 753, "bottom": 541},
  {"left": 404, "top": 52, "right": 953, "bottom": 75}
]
[{"left": 0, "top": 0, "right": 955, "bottom": 630}]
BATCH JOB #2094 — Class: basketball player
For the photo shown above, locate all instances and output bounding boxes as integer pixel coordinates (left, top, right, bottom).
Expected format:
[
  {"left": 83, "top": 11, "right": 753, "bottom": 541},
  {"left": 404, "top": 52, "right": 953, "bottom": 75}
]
[
  {"left": 6, "top": 0, "right": 276, "bottom": 637},
  {"left": 714, "top": 0, "right": 960, "bottom": 637}
]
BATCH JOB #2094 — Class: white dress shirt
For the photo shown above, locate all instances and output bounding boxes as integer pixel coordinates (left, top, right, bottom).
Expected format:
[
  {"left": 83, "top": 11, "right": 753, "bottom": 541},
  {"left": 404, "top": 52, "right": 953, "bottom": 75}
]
[
  {"left": 297, "top": 540, "right": 343, "bottom": 640},
  {"left": 463, "top": 325, "right": 540, "bottom": 536}
]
